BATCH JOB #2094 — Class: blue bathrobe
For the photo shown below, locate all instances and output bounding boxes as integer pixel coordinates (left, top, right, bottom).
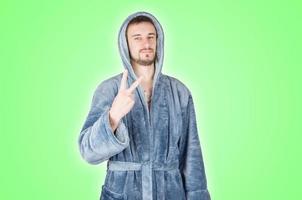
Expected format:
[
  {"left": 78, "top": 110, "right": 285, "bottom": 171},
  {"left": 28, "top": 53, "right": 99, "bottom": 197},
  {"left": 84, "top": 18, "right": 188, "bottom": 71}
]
[{"left": 78, "top": 11, "right": 211, "bottom": 200}]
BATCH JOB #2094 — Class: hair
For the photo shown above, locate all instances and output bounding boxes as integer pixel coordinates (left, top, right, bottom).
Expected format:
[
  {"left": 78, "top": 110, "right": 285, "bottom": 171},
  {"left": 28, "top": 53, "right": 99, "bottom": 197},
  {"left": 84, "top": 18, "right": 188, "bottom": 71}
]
[
  {"left": 126, "top": 16, "right": 157, "bottom": 37},
  {"left": 128, "top": 15, "right": 155, "bottom": 26}
]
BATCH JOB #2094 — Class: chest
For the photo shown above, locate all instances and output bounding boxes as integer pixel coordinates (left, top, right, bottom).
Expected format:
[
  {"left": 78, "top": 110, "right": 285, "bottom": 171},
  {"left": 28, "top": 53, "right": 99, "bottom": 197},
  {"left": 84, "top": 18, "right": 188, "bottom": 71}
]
[{"left": 140, "top": 81, "right": 153, "bottom": 109}]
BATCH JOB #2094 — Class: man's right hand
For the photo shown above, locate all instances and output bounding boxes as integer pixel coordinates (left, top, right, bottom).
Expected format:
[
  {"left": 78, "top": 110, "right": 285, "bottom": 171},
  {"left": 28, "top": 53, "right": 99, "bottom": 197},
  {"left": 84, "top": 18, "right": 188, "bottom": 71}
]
[{"left": 109, "top": 70, "right": 143, "bottom": 133}]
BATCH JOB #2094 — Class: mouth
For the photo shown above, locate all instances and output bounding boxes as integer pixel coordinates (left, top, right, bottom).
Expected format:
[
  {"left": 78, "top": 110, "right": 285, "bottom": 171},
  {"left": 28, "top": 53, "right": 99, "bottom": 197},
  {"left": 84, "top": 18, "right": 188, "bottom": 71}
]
[{"left": 140, "top": 49, "right": 153, "bottom": 53}]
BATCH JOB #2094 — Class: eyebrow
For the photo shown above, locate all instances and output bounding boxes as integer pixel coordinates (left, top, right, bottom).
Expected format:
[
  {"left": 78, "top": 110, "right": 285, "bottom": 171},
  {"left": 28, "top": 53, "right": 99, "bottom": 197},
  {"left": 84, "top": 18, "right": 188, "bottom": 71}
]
[{"left": 131, "top": 33, "right": 156, "bottom": 37}]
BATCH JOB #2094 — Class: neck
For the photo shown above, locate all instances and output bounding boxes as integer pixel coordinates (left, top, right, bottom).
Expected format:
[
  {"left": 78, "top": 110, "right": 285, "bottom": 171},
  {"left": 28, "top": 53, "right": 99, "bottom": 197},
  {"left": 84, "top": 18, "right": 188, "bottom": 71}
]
[{"left": 131, "top": 61, "right": 155, "bottom": 82}]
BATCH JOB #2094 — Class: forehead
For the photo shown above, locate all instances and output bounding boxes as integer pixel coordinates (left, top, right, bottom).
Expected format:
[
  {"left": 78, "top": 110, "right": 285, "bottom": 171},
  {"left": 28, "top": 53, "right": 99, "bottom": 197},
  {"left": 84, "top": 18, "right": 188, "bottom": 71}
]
[{"left": 126, "top": 22, "right": 157, "bottom": 36}]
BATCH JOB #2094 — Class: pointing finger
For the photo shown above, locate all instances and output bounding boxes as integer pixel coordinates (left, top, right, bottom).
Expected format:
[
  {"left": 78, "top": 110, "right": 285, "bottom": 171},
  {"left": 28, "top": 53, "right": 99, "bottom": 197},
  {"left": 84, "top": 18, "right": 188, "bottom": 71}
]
[{"left": 128, "top": 76, "right": 143, "bottom": 93}]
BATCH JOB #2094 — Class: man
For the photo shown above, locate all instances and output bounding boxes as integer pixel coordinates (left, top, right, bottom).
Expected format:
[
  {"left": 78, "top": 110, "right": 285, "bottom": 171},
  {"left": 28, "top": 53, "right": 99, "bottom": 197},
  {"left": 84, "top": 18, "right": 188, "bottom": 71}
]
[{"left": 78, "top": 11, "right": 211, "bottom": 200}]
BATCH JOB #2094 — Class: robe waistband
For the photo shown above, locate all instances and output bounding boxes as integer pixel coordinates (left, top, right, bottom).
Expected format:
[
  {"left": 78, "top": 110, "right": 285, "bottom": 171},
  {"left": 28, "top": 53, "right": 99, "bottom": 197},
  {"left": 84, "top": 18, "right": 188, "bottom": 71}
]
[{"left": 107, "top": 161, "right": 179, "bottom": 200}]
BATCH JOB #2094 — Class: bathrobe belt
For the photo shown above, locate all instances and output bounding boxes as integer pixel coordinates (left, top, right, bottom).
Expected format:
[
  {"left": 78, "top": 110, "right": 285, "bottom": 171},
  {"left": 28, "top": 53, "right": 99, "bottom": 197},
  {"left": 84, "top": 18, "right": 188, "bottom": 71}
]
[{"left": 107, "top": 161, "right": 179, "bottom": 200}]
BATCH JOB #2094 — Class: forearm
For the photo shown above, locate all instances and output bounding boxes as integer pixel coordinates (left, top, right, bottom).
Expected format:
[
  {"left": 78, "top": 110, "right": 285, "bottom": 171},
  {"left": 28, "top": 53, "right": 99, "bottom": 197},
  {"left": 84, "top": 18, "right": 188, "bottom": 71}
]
[{"left": 79, "top": 108, "right": 129, "bottom": 164}]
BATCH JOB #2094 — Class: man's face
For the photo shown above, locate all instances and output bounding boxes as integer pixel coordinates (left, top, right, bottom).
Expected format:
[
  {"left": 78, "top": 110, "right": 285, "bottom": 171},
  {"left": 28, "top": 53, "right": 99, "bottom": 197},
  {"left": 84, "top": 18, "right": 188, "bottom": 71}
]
[{"left": 126, "top": 22, "right": 157, "bottom": 66}]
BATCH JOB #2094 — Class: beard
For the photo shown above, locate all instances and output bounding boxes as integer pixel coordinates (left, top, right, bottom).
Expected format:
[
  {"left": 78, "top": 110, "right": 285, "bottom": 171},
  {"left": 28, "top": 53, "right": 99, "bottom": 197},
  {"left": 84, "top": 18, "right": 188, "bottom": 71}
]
[
  {"left": 133, "top": 57, "right": 155, "bottom": 66},
  {"left": 131, "top": 49, "right": 156, "bottom": 66}
]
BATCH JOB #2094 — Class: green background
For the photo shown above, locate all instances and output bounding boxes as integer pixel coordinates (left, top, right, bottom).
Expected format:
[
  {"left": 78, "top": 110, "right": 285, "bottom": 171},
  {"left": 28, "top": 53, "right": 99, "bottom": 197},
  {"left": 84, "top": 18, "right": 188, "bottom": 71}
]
[{"left": 1, "top": 0, "right": 301, "bottom": 199}]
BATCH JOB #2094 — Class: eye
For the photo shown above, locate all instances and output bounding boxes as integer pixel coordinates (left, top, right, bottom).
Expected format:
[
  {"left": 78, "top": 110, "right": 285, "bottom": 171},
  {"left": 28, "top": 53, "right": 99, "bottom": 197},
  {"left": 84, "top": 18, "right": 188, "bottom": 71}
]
[{"left": 134, "top": 37, "right": 141, "bottom": 41}]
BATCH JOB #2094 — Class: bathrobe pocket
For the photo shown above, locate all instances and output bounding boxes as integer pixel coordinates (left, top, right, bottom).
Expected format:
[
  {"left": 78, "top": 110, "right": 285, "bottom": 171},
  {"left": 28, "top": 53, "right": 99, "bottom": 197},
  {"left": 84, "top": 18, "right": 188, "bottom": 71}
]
[{"left": 100, "top": 185, "right": 124, "bottom": 200}]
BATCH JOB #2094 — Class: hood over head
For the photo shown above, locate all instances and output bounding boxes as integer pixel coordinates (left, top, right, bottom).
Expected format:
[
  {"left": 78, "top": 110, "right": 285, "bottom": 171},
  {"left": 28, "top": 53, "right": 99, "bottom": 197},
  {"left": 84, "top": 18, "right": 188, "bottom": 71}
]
[{"left": 118, "top": 11, "right": 164, "bottom": 87}]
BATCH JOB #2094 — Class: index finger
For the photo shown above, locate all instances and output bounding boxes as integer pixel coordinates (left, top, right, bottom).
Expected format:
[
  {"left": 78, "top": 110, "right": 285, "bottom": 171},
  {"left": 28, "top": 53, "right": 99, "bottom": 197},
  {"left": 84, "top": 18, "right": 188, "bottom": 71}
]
[{"left": 127, "top": 76, "right": 143, "bottom": 93}]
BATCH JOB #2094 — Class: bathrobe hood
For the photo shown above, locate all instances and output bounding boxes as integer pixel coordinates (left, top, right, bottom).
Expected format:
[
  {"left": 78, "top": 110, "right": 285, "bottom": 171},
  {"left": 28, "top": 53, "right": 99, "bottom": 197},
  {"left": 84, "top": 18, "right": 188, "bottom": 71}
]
[{"left": 118, "top": 11, "right": 164, "bottom": 88}]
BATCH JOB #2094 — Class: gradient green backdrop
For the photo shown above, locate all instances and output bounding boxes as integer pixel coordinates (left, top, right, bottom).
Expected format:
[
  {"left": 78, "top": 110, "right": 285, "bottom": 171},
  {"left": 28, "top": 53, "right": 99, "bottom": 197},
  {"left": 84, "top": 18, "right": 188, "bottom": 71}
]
[{"left": 1, "top": 0, "right": 301, "bottom": 199}]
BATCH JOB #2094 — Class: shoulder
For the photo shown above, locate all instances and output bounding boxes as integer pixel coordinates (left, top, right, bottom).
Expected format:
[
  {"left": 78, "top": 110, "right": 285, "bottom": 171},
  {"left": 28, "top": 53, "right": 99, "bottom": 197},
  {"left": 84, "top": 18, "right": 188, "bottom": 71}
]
[
  {"left": 94, "top": 73, "right": 122, "bottom": 96},
  {"left": 160, "top": 74, "right": 191, "bottom": 94}
]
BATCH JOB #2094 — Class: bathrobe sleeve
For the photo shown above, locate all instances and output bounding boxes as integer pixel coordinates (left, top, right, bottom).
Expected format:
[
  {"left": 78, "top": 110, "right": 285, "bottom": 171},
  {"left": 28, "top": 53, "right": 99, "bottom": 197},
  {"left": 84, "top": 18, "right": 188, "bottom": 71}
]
[
  {"left": 179, "top": 93, "right": 211, "bottom": 200},
  {"left": 78, "top": 80, "right": 130, "bottom": 165}
]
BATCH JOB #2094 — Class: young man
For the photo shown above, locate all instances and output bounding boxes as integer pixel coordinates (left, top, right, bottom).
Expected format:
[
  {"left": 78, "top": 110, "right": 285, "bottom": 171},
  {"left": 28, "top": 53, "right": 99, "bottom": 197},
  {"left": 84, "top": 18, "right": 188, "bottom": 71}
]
[{"left": 78, "top": 11, "right": 211, "bottom": 200}]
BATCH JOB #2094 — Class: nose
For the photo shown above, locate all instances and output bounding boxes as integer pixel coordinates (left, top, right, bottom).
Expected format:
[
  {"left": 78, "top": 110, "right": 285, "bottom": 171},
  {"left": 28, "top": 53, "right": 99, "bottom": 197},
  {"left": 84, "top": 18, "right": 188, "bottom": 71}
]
[{"left": 143, "top": 38, "right": 151, "bottom": 49}]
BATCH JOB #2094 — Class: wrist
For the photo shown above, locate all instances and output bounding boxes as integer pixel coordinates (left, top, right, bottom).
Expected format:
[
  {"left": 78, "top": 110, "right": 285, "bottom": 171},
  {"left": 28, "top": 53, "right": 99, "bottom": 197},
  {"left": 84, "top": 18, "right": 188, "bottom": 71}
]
[
  {"left": 109, "top": 109, "right": 121, "bottom": 132},
  {"left": 109, "top": 109, "right": 121, "bottom": 123}
]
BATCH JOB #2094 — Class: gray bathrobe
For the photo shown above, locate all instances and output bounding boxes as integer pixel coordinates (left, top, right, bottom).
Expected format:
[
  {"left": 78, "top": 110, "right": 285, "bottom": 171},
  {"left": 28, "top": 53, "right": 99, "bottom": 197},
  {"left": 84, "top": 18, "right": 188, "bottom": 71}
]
[{"left": 78, "top": 11, "right": 211, "bottom": 200}]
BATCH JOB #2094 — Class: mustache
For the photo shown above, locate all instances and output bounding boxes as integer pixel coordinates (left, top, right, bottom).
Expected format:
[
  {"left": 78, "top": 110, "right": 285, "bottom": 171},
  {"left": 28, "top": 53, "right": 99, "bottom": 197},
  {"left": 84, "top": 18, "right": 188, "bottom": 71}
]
[{"left": 139, "top": 48, "right": 154, "bottom": 52}]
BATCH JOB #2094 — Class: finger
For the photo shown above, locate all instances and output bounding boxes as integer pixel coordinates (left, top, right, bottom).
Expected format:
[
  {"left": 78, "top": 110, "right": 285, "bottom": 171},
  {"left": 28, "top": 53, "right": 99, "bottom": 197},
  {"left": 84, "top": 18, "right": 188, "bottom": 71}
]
[
  {"left": 119, "top": 70, "right": 128, "bottom": 91},
  {"left": 127, "top": 76, "right": 143, "bottom": 93}
]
